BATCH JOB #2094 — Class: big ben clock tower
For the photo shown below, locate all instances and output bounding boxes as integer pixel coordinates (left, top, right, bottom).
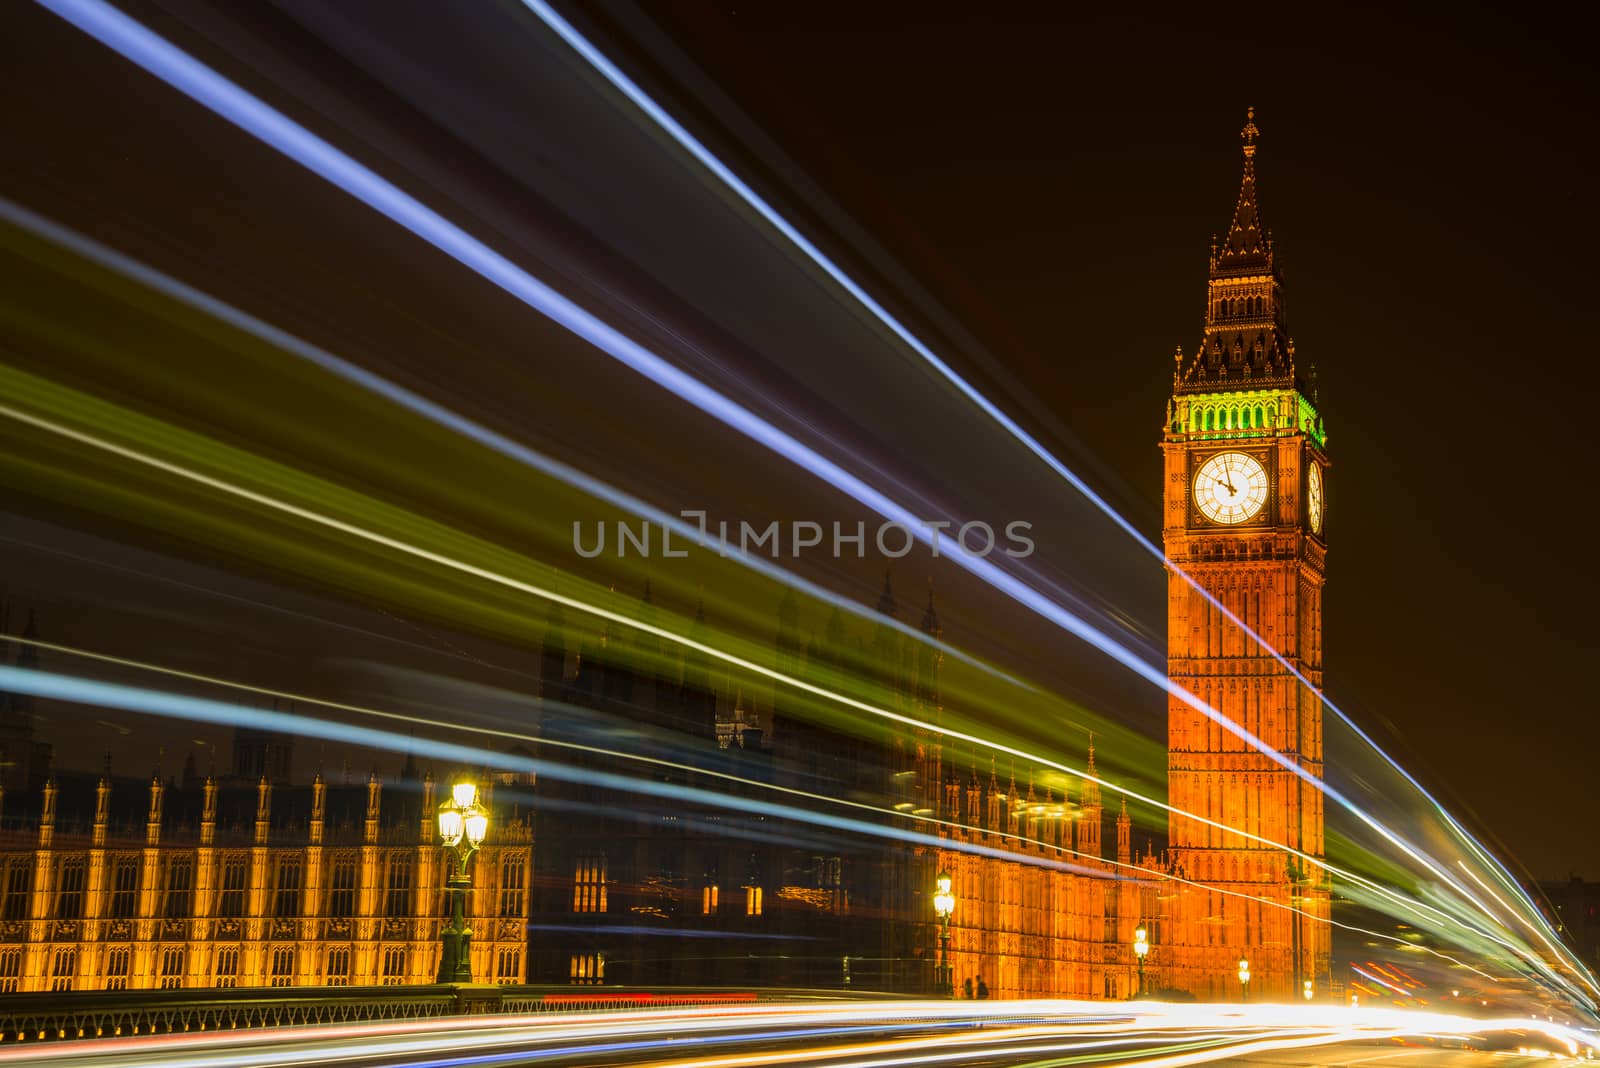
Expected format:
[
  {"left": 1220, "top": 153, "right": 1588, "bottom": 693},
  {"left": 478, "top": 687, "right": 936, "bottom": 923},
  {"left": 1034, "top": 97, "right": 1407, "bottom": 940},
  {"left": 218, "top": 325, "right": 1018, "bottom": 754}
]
[{"left": 1162, "top": 109, "right": 1331, "bottom": 1000}]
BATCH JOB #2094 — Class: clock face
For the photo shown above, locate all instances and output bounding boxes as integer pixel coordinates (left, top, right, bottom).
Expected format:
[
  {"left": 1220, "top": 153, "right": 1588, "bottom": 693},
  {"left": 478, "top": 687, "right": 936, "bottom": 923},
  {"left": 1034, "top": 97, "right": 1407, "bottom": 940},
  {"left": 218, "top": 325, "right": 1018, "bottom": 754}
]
[
  {"left": 1193, "top": 452, "right": 1270, "bottom": 524},
  {"left": 1307, "top": 461, "right": 1324, "bottom": 535}
]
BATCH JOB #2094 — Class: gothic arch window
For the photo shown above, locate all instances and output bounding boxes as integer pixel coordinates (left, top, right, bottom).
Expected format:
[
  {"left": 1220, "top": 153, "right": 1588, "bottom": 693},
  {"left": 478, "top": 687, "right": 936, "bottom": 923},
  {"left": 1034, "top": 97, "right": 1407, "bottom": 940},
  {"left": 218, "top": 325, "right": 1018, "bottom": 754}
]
[{"left": 1255, "top": 405, "right": 1265, "bottom": 428}]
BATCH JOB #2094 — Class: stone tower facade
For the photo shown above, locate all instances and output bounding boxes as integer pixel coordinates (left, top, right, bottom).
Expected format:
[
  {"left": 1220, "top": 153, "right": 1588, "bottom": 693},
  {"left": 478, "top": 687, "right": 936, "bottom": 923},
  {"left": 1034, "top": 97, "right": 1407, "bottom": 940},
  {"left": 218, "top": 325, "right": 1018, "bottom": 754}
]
[{"left": 1161, "top": 109, "right": 1332, "bottom": 1000}]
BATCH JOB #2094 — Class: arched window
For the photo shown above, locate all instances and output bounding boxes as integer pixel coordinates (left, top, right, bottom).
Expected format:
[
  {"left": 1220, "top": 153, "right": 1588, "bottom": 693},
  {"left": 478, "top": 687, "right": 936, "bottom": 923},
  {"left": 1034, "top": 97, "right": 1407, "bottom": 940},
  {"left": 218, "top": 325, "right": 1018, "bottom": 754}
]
[
  {"left": 1204, "top": 410, "right": 1213, "bottom": 431},
  {"left": 1255, "top": 405, "right": 1265, "bottom": 428}
]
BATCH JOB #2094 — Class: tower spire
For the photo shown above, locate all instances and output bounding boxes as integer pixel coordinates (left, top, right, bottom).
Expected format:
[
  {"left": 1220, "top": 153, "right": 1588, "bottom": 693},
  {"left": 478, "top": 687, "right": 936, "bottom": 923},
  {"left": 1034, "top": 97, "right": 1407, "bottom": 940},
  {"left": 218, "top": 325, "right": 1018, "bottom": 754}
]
[
  {"left": 1175, "top": 107, "right": 1301, "bottom": 395},
  {"left": 1216, "top": 106, "right": 1271, "bottom": 275}
]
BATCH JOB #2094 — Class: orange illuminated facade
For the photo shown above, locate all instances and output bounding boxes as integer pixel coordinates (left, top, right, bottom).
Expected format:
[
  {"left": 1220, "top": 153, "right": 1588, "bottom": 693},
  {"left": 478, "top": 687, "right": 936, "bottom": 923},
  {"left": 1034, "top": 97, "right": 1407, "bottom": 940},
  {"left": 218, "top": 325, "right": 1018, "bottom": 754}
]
[{"left": 1161, "top": 109, "right": 1331, "bottom": 999}]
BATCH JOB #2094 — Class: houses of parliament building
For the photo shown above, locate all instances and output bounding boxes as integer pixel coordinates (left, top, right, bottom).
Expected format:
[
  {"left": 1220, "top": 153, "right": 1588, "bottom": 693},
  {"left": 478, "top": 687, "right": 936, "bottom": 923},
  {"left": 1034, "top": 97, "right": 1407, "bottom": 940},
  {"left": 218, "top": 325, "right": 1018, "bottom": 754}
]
[{"left": 0, "top": 110, "right": 1331, "bottom": 1000}]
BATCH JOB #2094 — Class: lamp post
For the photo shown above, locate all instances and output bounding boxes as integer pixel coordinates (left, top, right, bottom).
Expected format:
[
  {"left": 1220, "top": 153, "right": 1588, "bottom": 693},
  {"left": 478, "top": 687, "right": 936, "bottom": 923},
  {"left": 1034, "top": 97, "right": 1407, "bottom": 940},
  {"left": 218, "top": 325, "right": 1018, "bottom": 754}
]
[
  {"left": 1237, "top": 957, "right": 1251, "bottom": 1002},
  {"left": 933, "top": 870, "right": 955, "bottom": 997},
  {"left": 1133, "top": 926, "right": 1149, "bottom": 998},
  {"left": 436, "top": 779, "right": 489, "bottom": 984}
]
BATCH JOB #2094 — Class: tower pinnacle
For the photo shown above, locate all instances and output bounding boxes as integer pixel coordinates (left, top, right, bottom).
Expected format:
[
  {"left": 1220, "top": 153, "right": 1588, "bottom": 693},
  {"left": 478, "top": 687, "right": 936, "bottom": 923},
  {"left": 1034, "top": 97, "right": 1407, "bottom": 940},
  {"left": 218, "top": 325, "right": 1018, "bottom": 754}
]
[{"left": 1174, "top": 108, "right": 1301, "bottom": 394}]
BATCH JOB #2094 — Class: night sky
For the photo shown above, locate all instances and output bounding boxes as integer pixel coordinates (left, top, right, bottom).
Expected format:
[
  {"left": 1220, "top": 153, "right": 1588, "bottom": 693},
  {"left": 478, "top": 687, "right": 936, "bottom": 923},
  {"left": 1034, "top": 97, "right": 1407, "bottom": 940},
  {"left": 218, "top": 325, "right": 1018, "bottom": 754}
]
[
  {"left": 1, "top": 1, "right": 1596, "bottom": 882},
  {"left": 600, "top": 1, "right": 1600, "bottom": 878}
]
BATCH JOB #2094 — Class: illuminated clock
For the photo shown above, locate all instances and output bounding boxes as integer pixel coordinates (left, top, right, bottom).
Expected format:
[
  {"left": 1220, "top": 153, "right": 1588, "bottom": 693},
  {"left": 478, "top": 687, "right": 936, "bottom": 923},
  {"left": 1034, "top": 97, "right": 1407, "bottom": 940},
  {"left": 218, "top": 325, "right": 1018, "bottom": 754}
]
[
  {"left": 1194, "top": 452, "right": 1269, "bottom": 524},
  {"left": 1307, "top": 461, "right": 1324, "bottom": 535}
]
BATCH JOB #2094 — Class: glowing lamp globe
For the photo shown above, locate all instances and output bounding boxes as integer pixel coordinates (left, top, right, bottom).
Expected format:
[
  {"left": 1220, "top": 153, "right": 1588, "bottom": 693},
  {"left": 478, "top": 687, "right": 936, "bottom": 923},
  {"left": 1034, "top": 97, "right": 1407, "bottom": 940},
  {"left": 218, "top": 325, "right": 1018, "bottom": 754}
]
[
  {"left": 464, "top": 809, "right": 488, "bottom": 847},
  {"left": 932, "top": 871, "right": 955, "bottom": 917},
  {"left": 437, "top": 806, "right": 464, "bottom": 846},
  {"left": 451, "top": 781, "right": 478, "bottom": 808}
]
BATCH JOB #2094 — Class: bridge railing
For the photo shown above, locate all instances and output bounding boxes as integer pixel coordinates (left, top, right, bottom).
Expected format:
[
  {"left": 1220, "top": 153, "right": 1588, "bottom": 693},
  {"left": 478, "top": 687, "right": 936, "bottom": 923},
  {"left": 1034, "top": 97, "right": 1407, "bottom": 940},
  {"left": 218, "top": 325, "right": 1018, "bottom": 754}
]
[{"left": 0, "top": 984, "right": 838, "bottom": 1044}]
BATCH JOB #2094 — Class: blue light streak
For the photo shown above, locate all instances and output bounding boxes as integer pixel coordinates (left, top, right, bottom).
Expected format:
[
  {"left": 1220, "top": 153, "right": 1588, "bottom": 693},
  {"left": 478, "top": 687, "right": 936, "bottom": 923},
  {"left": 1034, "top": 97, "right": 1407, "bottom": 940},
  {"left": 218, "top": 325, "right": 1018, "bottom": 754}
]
[
  {"left": 30, "top": 0, "right": 1451, "bottom": 897},
  {"left": 0, "top": 665, "right": 1112, "bottom": 880},
  {"left": 29, "top": 0, "right": 1594, "bottom": 1007},
  {"left": 516, "top": 0, "right": 1600, "bottom": 1002}
]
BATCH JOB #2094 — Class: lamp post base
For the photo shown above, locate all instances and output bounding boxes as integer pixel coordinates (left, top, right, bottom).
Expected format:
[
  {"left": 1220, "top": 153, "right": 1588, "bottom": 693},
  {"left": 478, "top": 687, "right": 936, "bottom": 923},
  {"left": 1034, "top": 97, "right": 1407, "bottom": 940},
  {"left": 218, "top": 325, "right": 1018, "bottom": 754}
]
[{"left": 436, "top": 876, "right": 474, "bottom": 984}]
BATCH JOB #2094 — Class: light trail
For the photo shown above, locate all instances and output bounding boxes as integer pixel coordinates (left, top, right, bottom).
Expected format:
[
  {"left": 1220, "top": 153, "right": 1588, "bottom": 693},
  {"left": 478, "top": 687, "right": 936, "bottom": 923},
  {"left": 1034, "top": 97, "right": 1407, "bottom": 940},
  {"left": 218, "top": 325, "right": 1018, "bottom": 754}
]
[
  {"left": 516, "top": 0, "right": 1598, "bottom": 1004},
  {"left": 25, "top": 0, "right": 1593, "bottom": 1009},
  {"left": 0, "top": 629, "right": 1508, "bottom": 981},
  {"left": 6, "top": 1000, "right": 1594, "bottom": 1068},
  {"left": 0, "top": 194, "right": 1008, "bottom": 690},
  {"left": 0, "top": 661, "right": 1117, "bottom": 880},
  {"left": 25, "top": 2, "right": 1552, "bottom": 985},
  {"left": 0, "top": 384, "right": 1528, "bottom": 960},
  {"left": 1351, "top": 965, "right": 1415, "bottom": 1000}
]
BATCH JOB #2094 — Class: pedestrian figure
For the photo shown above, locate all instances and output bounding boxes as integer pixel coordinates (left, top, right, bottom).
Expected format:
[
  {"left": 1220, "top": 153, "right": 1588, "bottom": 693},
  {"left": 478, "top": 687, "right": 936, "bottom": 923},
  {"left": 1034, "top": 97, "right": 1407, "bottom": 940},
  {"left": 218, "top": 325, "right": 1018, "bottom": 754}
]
[
  {"left": 963, "top": 978, "right": 974, "bottom": 999},
  {"left": 977, "top": 978, "right": 989, "bottom": 1000}
]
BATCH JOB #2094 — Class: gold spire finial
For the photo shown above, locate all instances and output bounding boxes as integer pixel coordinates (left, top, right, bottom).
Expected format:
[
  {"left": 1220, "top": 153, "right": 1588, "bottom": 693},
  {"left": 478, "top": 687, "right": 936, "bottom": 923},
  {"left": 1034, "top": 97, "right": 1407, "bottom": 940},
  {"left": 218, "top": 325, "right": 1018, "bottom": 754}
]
[{"left": 1241, "top": 106, "right": 1260, "bottom": 157}]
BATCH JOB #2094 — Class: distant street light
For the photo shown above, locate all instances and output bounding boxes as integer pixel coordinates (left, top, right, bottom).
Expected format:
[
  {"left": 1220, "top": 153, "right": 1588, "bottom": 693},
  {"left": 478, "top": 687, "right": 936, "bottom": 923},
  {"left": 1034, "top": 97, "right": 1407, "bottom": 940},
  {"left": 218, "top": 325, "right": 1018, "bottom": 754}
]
[
  {"left": 933, "top": 871, "right": 956, "bottom": 998},
  {"left": 1238, "top": 958, "right": 1251, "bottom": 1002},
  {"left": 436, "top": 779, "right": 489, "bottom": 983},
  {"left": 1133, "top": 926, "right": 1149, "bottom": 997},
  {"left": 1303, "top": 978, "right": 1314, "bottom": 1001}
]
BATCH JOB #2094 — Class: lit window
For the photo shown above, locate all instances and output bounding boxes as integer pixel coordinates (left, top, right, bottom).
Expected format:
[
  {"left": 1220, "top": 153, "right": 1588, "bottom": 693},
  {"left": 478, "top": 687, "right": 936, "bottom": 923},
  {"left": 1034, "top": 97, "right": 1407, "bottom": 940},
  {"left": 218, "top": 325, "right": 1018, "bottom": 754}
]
[
  {"left": 499, "top": 854, "right": 527, "bottom": 916},
  {"left": 384, "top": 856, "right": 414, "bottom": 918},
  {"left": 326, "top": 853, "right": 358, "bottom": 918},
  {"left": 570, "top": 952, "right": 604, "bottom": 985},
  {"left": 1, "top": 860, "right": 31, "bottom": 921},
  {"left": 216, "top": 854, "right": 248, "bottom": 918},
  {"left": 214, "top": 947, "right": 240, "bottom": 988},
  {"left": 108, "top": 855, "right": 140, "bottom": 919},
  {"left": 269, "top": 946, "right": 295, "bottom": 987},
  {"left": 702, "top": 884, "right": 719, "bottom": 915},
  {"left": 573, "top": 855, "right": 607, "bottom": 913},
  {"left": 381, "top": 946, "right": 407, "bottom": 985},
  {"left": 54, "top": 856, "right": 87, "bottom": 920},
  {"left": 273, "top": 854, "right": 303, "bottom": 919},
  {"left": 0, "top": 947, "right": 21, "bottom": 993},
  {"left": 745, "top": 885, "right": 763, "bottom": 917},
  {"left": 160, "top": 946, "right": 185, "bottom": 989},
  {"left": 496, "top": 949, "right": 522, "bottom": 985},
  {"left": 163, "top": 855, "right": 193, "bottom": 919},
  {"left": 326, "top": 947, "right": 351, "bottom": 986},
  {"left": 51, "top": 948, "right": 76, "bottom": 992},
  {"left": 104, "top": 947, "right": 130, "bottom": 990}
]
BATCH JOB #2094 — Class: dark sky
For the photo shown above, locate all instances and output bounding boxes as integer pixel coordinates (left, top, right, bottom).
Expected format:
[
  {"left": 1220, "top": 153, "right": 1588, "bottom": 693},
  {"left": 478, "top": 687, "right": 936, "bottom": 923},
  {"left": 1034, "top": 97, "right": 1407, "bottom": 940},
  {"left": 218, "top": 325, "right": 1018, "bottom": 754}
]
[
  {"left": 589, "top": 2, "right": 1600, "bottom": 877},
  {"left": 1, "top": 0, "right": 1596, "bottom": 883}
]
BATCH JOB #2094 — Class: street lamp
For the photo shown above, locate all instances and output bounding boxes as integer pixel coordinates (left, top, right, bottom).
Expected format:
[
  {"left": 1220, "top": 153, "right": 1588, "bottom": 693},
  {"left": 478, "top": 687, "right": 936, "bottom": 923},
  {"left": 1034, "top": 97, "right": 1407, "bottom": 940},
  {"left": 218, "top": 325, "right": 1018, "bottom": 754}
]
[
  {"left": 933, "top": 870, "right": 955, "bottom": 997},
  {"left": 1133, "top": 925, "right": 1149, "bottom": 998},
  {"left": 1303, "top": 978, "right": 1314, "bottom": 1001},
  {"left": 1237, "top": 957, "right": 1251, "bottom": 1002},
  {"left": 436, "top": 779, "right": 489, "bottom": 983}
]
